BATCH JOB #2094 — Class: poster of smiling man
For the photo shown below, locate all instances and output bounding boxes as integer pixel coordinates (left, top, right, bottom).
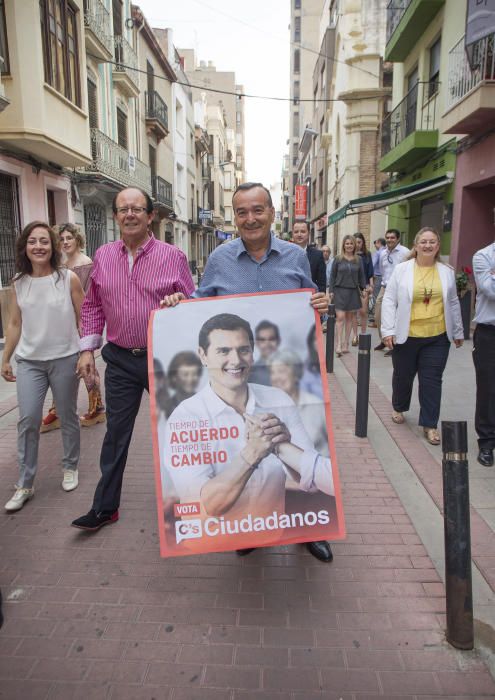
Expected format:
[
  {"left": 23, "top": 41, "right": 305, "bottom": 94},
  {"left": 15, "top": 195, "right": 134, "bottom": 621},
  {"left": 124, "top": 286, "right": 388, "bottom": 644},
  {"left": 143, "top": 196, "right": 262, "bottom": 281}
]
[{"left": 149, "top": 289, "right": 345, "bottom": 557}]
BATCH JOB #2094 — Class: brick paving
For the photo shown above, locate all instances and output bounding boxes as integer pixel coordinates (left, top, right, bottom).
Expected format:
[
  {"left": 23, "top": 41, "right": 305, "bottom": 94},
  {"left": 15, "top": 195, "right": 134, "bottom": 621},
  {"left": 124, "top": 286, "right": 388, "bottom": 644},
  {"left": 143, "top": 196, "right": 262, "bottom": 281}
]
[
  {"left": 0, "top": 357, "right": 494, "bottom": 698},
  {"left": 341, "top": 352, "right": 495, "bottom": 595}
]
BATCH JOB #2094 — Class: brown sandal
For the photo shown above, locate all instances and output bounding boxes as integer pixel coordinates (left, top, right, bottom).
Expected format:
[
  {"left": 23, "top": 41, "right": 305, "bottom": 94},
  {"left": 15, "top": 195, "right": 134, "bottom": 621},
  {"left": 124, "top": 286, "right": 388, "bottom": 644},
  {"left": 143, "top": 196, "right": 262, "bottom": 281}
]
[
  {"left": 391, "top": 411, "right": 405, "bottom": 424},
  {"left": 423, "top": 427, "right": 440, "bottom": 445}
]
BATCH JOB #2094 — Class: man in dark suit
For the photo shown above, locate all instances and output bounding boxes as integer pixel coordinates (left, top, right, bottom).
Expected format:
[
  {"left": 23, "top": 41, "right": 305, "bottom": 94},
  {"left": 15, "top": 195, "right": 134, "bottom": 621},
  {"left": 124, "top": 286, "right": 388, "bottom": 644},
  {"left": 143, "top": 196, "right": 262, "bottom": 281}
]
[{"left": 292, "top": 221, "right": 327, "bottom": 292}]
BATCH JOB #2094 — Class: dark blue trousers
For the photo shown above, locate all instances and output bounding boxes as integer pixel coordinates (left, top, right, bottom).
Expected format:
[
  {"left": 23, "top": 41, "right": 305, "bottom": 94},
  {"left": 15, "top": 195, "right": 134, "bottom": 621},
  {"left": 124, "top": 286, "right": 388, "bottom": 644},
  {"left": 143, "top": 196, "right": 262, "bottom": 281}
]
[
  {"left": 92, "top": 342, "right": 149, "bottom": 513},
  {"left": 391, "top": 333, "right": 450, "bottom": 429},
  {"left": 473, "top": 323, "right": 495, "bottom": 449}
]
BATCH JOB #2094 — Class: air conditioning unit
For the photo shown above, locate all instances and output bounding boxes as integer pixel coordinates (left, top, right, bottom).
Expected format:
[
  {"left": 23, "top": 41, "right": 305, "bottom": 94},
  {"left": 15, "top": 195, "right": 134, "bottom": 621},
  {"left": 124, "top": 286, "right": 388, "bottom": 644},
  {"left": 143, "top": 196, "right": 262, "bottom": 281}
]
[{"left": 128, "top": 154, "right": 136, "bottom": 171}]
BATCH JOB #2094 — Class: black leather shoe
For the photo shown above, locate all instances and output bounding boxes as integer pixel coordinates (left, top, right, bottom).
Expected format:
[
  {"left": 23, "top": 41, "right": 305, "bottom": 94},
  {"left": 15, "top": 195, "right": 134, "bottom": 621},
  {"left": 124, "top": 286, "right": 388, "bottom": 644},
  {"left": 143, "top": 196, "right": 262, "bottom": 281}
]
[
  {"left": 71, "top": 509, "right": 119, "bottom": 531},
  {"left": 384, "top": 349, "right": 393, "bottom": 357},
  {"left": 477, "top": 448, "right": 494, "bottom": 467},
  {"left": 306, "top": 540, "right": 333, "bottom": 562},
  {"left": 374, "top": 342, "right": 385, "bottom": 351},
  {"left": 236, "top": 548, "right": 255, "bottom": 556}
]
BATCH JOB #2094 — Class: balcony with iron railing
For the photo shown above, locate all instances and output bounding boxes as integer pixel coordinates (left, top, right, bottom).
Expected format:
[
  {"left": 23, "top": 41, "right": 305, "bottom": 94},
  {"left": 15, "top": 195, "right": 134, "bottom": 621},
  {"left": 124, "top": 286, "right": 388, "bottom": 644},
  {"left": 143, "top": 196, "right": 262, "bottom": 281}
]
[
  {"left": 152, "top": 175, "right": 173, "bottom": 210},
  {"left": 145, "top": 91, "right": 169, "bottom": 140},
  {"left": 443, "top": 34, "right": 495, "bottom": 134},
  {"left": 380, "top": 81, "right": 440, "bottom": 172},
  {"left": 113, "top": 36, "right": 139, "bottom": 98},
  {"left": 385, "top": 0, "right": 445, "bottom": 62},
  {"left": 83, "top": 0, "right": 113, "bottom": 61},
  {"left": 78, "top": 128, "right": 152, "bottom": 194}
]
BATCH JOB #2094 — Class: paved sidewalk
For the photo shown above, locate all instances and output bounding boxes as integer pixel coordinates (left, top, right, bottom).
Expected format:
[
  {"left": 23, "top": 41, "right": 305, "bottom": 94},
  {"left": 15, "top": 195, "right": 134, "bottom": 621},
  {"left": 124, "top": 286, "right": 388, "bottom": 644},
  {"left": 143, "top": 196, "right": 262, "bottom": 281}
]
[
  {"left": 1, "top": 354, "right": 495, "bottom": 698},
  {"left": 355, "top": 328, "right": 495, "bottom": 592}
]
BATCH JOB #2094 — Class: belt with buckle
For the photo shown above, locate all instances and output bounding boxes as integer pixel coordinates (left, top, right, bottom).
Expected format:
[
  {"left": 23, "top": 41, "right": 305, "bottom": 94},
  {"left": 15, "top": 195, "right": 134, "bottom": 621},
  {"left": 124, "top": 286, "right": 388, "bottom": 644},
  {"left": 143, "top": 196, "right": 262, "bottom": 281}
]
[{"left": 128, "top": 347, "right": 147, "bottom": 357}]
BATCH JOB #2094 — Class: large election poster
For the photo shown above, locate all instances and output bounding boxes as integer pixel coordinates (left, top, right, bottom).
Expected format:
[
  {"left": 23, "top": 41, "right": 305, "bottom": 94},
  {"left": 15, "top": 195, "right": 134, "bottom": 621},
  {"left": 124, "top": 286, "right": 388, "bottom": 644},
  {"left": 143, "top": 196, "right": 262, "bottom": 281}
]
[{"left": 148, "top": 290, "right": 345, "bottom": 557}]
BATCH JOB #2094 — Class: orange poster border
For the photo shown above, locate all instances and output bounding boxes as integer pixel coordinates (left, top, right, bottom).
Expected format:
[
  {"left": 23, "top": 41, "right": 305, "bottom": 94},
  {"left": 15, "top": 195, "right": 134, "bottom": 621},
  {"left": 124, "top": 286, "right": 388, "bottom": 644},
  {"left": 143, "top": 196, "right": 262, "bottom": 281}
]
[{"left": 148, "top": 289, "right": 346, "bottom": 557}]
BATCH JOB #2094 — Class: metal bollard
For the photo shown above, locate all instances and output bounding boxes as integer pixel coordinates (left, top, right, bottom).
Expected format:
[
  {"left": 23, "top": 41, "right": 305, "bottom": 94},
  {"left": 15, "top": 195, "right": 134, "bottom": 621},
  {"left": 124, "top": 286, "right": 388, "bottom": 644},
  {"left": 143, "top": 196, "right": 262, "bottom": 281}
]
[
  {"left": 441, "top": 421, "right": 474, "bottom": 650},
  {"left": 355, "top": 333, "right": 371, "bottom": 438},
  {"left": 325, "top": 304, "right": 336, "bottom": 374}
]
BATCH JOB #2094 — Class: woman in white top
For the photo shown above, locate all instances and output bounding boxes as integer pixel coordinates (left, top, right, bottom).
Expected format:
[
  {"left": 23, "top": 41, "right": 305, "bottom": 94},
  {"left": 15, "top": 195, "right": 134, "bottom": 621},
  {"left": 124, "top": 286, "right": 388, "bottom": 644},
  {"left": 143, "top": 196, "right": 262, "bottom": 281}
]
[
  {"left": 381, "top": 227, "right": 463, "bottom": 445},
  {"left": 1, "top": 221, "right": 84, "bottom": 511},
  {"left": 40, "top": 223, "right": 106, "bottom": 432}
]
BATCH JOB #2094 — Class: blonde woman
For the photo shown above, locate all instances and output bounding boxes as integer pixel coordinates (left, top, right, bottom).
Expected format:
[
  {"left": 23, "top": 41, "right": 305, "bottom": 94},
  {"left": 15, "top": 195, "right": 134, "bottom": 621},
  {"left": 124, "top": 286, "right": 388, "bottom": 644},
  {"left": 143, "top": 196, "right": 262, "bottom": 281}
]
[
  {"left": 381, "top": 227, "right": 463, "bottom": 445},
  {"left": 328, "top": 235, "right": 366, "bottom": 356},
  {"left": 41, "top": 224, "right": 106, "bottom": 432}
]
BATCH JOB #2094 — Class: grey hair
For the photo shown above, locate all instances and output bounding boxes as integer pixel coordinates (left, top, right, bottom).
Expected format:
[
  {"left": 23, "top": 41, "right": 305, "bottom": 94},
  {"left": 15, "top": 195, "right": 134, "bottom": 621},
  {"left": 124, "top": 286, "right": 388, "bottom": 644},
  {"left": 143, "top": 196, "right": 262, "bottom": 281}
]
[{"left": 267, "top": 349, "right": 304, "bottom": 382}]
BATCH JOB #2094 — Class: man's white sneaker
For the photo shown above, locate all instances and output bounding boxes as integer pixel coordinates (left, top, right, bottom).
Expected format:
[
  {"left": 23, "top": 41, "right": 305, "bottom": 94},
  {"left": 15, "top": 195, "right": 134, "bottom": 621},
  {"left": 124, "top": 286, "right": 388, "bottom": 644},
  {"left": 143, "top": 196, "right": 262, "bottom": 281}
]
[
  {"left": 62, "top": 470, "right": 79, "bottom": 492},
  {"left": 5, "top": 488, "right": 34, "bottom": 512}
]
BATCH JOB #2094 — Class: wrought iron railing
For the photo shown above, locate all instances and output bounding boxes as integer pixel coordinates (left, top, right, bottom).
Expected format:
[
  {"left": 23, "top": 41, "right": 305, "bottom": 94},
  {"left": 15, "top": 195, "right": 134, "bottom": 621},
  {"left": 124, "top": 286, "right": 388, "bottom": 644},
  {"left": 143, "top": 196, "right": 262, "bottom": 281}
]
[
  {"left": 113, "top": 36, "right": 139, "bottom": 89},
  {"left": 81, "top": 128, "right": 152, "bottom": 194},
  {"left": 386, "top": 0, "right": 413, "bottom": 42},
  {"left": 446, "top": 34, "right": 495, "bottom": 110},
  {"left": 381, "top": 81, "right": 440, "bottom": 156},
  {"left": 152, "top": 175, "right": 173, "bottom": 209},
  {"left": 83, "top": 0, "right": 113, "bottom": 55},
  {"left": 145, "top": 91, "right": 168, "bottom": 132}
]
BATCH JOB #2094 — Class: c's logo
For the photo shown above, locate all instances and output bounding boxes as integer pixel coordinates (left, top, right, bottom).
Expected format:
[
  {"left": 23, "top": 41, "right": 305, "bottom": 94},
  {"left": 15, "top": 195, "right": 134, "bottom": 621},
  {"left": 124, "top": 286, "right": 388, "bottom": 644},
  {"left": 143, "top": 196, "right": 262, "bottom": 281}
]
[{"left": 175, "top": 518, "right": 202, "bottom": 544}]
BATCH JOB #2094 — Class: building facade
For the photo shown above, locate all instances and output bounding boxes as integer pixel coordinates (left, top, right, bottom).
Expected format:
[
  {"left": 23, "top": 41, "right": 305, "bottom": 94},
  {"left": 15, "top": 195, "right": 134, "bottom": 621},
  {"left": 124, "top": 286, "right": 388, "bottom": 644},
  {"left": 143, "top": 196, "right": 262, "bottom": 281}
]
[
  {"left": 0, "top": 0, "right": 91, "bottom": 291},
  {"left": 324, "top": 0, "right": 389, "bottom": 252},
  {"left": 181, "top": 51, "right": 245, "bottom": 240},
  {"left": 288, "top": 0, "right": 324, "bottom": 233},
  {"left": 135, "top": 14, "right": 175, "bottom": 244},
  {"left": 442, "top": 8, "right": 495, "bottom": 268},
  {"left": 379, "top": 0, "right": 464, "bottom": 253}
]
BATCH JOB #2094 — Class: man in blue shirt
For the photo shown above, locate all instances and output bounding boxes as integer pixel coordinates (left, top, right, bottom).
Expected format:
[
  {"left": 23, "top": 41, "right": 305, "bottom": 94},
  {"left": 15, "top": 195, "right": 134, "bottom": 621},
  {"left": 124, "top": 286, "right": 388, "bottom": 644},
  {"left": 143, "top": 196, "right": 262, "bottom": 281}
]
[
  {"left": 472, "top": 241, "right": 495, "bottom": 467},
  {"left": 162, "top": 182, "right": 332, "bottom": 562}
]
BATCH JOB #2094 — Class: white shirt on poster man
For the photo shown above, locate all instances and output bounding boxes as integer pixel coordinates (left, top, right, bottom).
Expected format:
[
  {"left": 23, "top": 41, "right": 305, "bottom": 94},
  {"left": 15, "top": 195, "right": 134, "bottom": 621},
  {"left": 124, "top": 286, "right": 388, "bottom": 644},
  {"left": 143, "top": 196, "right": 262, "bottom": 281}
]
[{"left": 162, "top": 381, "right": 331, "bottom": 521}]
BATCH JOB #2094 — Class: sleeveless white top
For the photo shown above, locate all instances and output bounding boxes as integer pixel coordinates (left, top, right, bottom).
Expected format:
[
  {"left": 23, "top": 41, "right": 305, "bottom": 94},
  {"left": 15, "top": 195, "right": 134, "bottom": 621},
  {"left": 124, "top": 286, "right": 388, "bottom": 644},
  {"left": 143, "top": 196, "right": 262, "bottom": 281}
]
[{"left": 15, "top": 270, "right": 80, "bottom": 360}]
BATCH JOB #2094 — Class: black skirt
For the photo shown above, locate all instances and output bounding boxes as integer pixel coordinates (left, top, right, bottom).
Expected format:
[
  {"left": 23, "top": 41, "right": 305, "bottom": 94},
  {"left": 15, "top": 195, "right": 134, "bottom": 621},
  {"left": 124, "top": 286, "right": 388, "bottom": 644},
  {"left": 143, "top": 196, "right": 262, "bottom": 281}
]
[{"left": 333, "top": 286, "right": 361, "bottom": 311}]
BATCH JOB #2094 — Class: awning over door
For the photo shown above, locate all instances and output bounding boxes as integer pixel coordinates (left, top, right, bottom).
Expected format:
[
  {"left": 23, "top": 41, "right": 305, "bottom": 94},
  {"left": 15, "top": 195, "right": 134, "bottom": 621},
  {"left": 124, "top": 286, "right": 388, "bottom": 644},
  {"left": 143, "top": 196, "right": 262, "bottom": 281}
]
[{"left": 327, "top": 174, "right": 453, "bottom": 226}]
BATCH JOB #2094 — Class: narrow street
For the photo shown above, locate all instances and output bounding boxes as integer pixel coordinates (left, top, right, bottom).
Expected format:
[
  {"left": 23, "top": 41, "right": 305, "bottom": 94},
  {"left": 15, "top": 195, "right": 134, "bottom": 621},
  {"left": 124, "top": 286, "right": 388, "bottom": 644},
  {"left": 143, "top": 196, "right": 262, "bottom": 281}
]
[{"left": 1, "top": 343, "right": 494, "bottom": 699}]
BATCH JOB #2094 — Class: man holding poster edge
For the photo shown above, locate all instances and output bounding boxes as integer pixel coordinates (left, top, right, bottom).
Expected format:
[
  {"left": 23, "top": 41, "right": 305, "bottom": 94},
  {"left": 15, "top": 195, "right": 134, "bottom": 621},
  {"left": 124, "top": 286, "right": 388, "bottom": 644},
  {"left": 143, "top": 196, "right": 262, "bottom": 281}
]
[{"left": 161, "top": 182, "right": 334, "bottom": 563}]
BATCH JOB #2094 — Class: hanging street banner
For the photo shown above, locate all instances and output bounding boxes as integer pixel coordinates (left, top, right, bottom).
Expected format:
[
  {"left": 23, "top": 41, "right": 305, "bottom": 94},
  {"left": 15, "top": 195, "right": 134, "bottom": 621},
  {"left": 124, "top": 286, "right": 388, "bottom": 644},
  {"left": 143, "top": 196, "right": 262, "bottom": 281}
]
[
  {"left": 294, "top": 184, "right": 308, "bottom": 219},
  {"left": 466, "top": 0, "right": 495, "bottom": 46},
  {"left": 465, "top": 0, "right": 495, "bottom": 67},
  {"left": 148, "top": 290, "right": 345, "bottom": 558}
]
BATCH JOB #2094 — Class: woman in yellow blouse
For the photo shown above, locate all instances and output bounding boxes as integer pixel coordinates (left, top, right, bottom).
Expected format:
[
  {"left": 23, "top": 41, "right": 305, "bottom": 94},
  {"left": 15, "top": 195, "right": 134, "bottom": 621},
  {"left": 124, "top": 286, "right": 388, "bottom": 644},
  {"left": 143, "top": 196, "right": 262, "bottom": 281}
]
[{"left": 381, "top": 228, "right": 464, "bottom": 445}]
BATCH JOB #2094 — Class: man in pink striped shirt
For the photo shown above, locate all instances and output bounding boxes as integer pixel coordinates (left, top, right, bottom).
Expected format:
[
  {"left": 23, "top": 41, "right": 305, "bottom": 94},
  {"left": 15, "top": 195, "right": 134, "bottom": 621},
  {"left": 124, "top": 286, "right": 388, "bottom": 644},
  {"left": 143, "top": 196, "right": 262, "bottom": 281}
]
[{"left": 71, "top": 187, "right": 195, "bottom": 532}]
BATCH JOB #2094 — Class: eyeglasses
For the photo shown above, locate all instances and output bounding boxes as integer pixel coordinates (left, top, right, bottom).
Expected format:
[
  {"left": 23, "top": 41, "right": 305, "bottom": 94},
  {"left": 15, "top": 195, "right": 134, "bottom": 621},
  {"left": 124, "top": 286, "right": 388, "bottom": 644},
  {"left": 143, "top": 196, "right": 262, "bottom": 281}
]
[
  {"left": 256, "top": 336, "right": 278, "bottom": 343},
  {"left": 386, "top": 254, "right": 394, "bottom": 264},
  {"left": 115, "top": 206, "right": 147, "bottom": 215}
]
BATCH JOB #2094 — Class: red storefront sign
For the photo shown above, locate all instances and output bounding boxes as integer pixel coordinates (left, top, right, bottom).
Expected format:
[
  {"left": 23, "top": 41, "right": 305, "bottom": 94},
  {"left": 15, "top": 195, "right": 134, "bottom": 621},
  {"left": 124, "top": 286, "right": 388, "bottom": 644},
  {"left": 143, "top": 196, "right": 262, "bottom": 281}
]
[{"left": 294, "top": 185, "right": 308, "bottom": 219}]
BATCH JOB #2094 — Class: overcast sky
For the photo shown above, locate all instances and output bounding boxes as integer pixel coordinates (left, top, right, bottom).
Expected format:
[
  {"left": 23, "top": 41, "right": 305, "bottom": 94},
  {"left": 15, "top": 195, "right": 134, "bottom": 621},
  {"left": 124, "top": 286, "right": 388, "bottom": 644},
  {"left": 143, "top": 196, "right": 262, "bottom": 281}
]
[{"left": 136, "top": 0, "right": 290, "bottom": 189}]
